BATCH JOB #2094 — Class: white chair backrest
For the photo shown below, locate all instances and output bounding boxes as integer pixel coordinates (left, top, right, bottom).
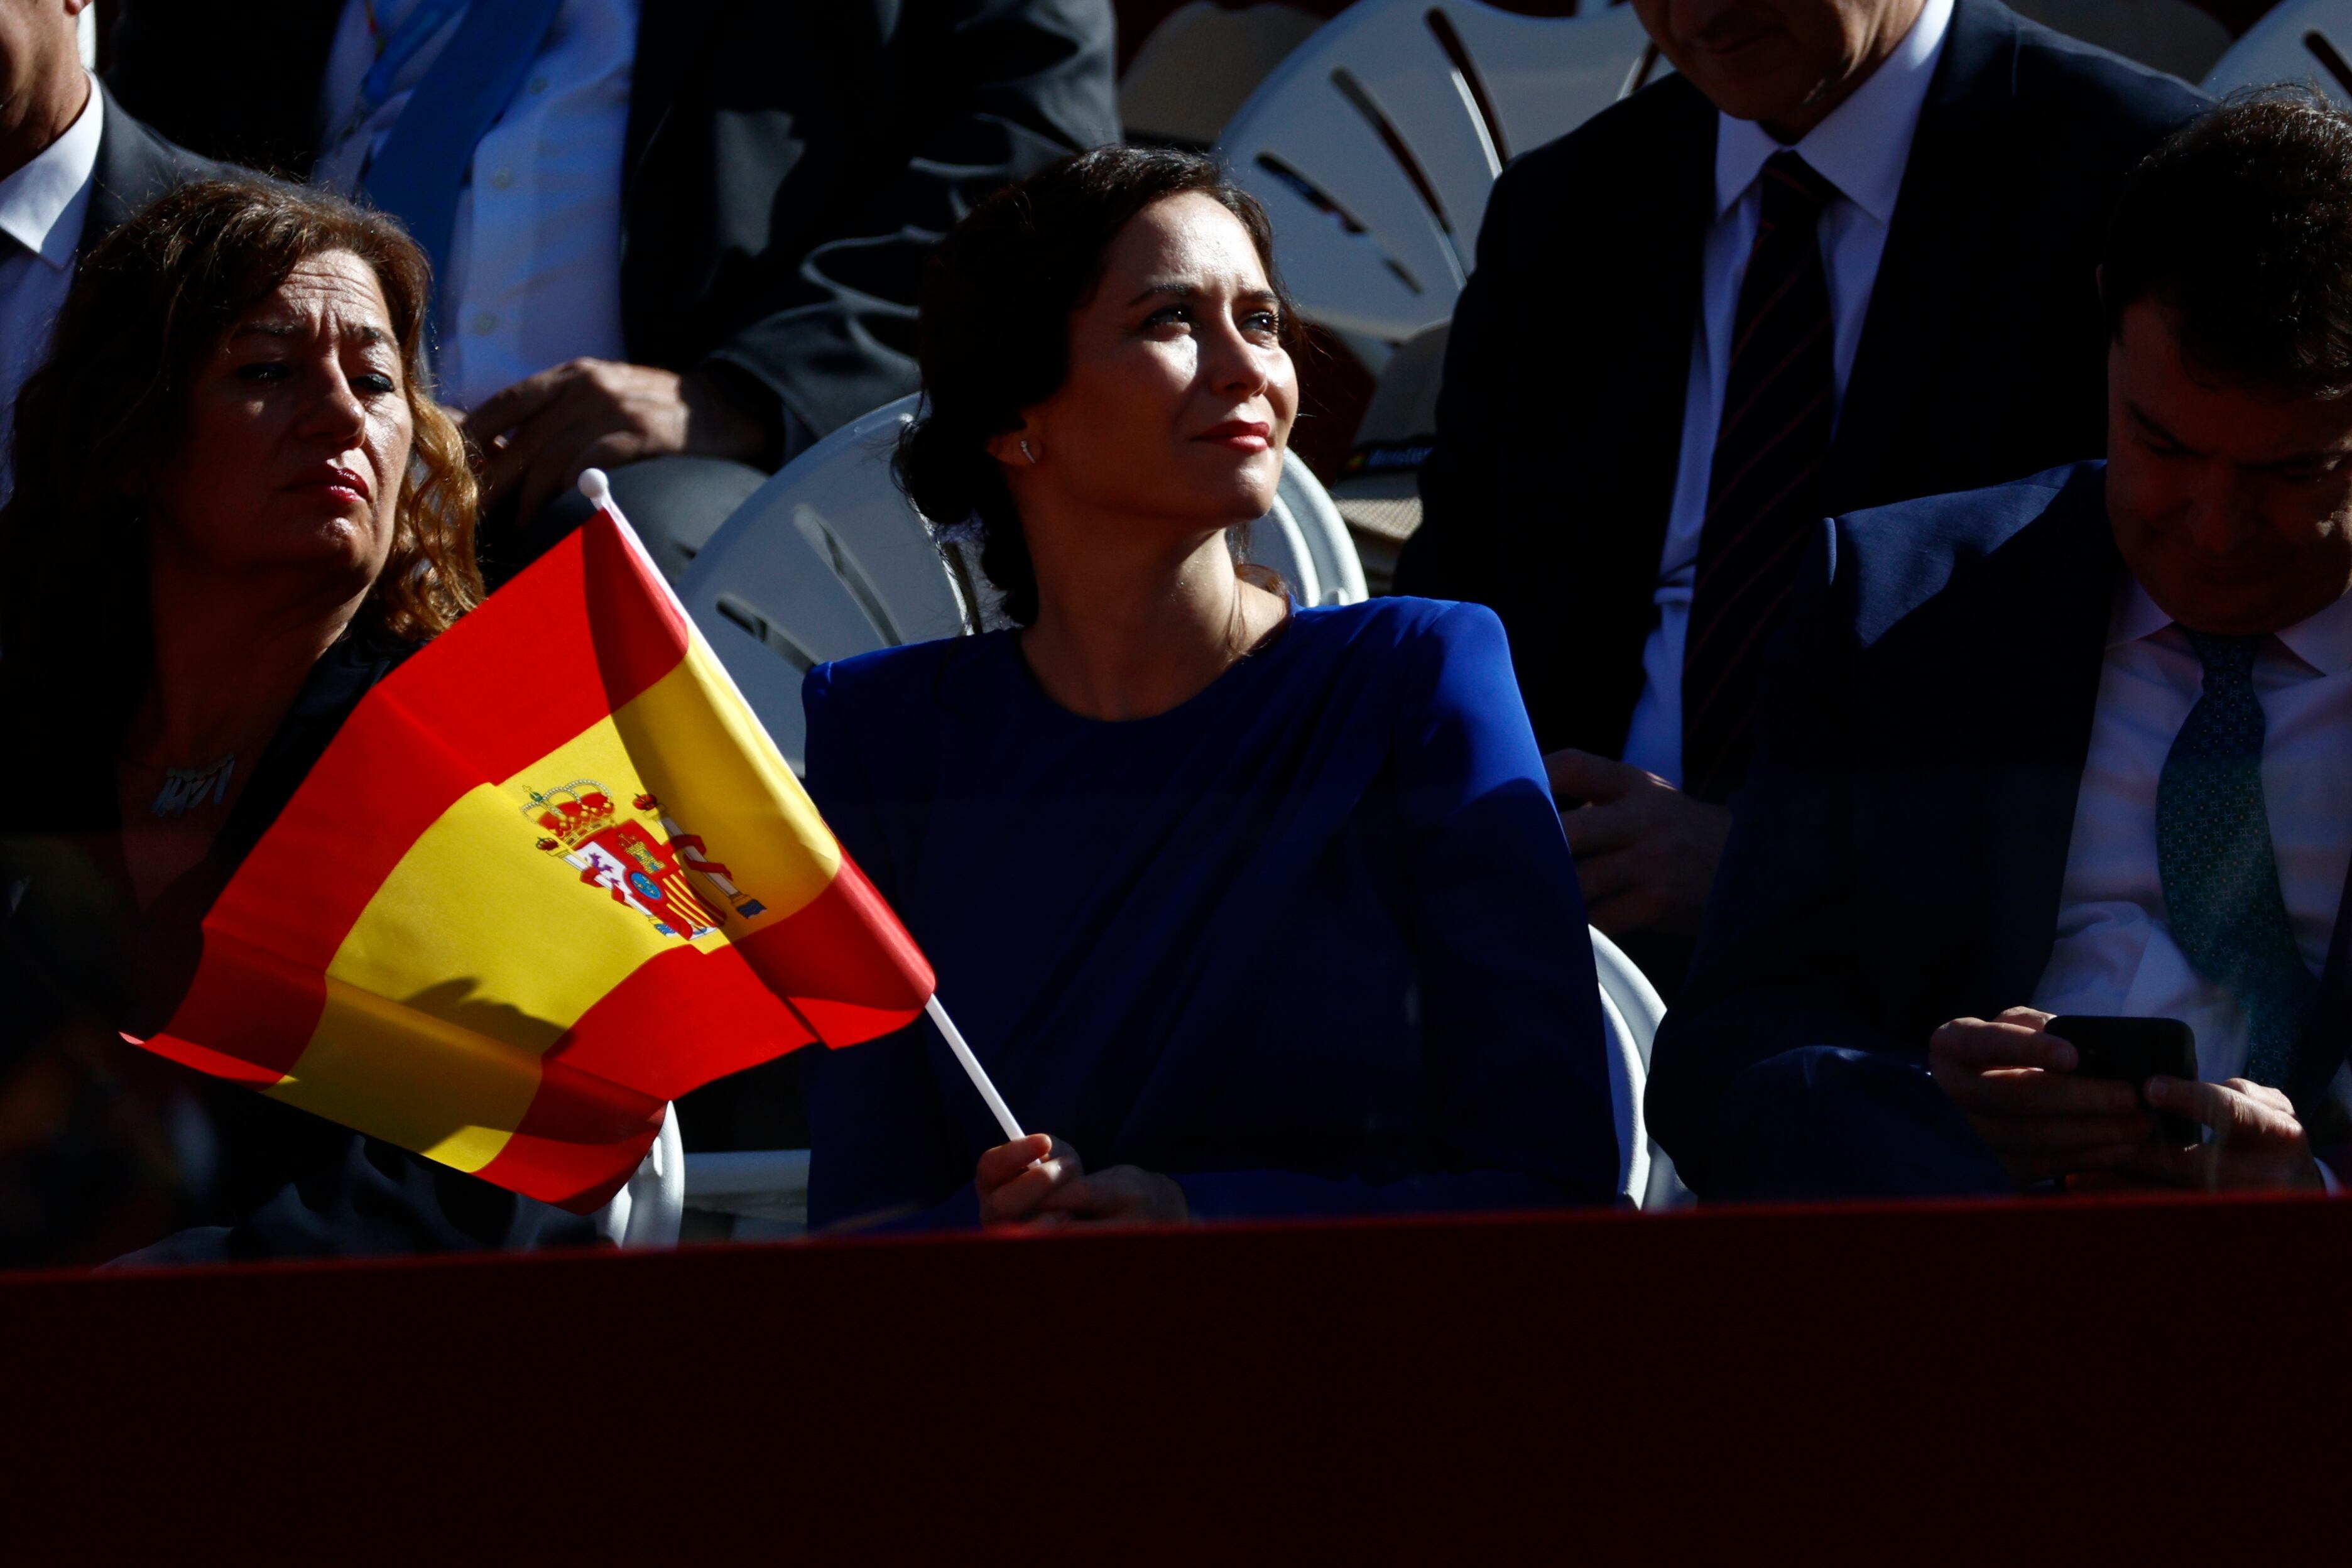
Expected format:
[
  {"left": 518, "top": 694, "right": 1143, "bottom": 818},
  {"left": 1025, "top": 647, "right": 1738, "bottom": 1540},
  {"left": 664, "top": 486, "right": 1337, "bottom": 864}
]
[
  {"left": 1590, "top": 927, "right": 1689, "bottom": 1209},
  {"left": 679, "top": 393, "right": 1365, "bottom": 770},
  {"left": 677, "top": 397, "right": 976, "bottom": 773},
  {"left": 682, "top": 1148, "right": 810, "bottom": 1239},
  {"left": 1119, "top": 1, "right": 1328, "bottom": 146},
  {"left": 594, "top": 1101, "right": 684, "bottom": 1248},
  {"left": 1217, "top": 0, "right": 1659, "bottom": 342},
  {"left": 2202, "top": 0, "right": 2352, "bottom": 101},
  {"left": 1258, "top": 448, "right": 1372, "bottom": 607}
]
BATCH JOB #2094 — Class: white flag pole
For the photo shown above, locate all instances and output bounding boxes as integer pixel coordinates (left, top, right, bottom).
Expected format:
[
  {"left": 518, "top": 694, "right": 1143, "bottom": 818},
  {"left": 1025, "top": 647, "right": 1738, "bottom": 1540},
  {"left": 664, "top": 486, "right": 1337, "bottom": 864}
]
[
  {"left": 574, "top": 472, "right": 1031, "bottom": 1148},
  {"left": 926, "top": 995, "right": 1026, "bottom": 1143}
]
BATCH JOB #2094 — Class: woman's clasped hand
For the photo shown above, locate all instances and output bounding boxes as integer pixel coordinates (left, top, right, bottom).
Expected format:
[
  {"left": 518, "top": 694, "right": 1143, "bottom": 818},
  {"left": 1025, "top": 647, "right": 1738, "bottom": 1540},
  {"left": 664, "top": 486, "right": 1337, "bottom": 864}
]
[{"left": 976, "top": 1135, "right": 1190, "bottom": 1228}]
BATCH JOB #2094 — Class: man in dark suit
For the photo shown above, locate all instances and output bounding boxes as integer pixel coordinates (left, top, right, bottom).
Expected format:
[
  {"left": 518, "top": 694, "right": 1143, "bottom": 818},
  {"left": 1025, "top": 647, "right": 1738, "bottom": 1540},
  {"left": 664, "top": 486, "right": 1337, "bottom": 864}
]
[
  {"left": 1648, "top": 92, "right": 2352, "bottom": 1201},
  {"left": 107, "top": 0, "right": 1119, "bottom": 578},
  {"left": 0, "top": 0, "right": 217, "bottom": 499},
  {"left": 1395, "top": 0, "right": 2204, "bottom": 971}
]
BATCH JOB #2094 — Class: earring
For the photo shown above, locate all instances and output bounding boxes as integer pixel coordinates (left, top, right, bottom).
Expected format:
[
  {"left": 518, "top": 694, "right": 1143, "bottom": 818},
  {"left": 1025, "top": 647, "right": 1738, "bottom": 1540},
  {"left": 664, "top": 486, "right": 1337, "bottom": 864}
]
[{"left": 1019, "top": 440, "right": 1038, "bottom": 465}]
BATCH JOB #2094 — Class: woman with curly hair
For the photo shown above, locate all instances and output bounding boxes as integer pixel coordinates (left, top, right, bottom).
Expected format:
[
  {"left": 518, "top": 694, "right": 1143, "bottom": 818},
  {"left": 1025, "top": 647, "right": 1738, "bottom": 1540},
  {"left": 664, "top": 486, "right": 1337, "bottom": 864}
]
[{"left": 0, "top": 178, "right": 602, "bottom": 1263}]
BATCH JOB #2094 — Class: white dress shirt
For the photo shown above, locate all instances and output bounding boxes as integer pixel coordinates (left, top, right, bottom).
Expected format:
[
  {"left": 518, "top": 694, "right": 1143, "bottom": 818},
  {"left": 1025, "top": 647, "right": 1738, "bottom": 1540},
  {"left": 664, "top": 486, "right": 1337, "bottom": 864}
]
[
  {"left": 315, "top": 0, "right": 636, "bottom": 411},
  {"left": 2034, "top": 579, "right": 2352, "bottom": 1152},
  {"left": 0, "top": 75, "right": 102, "bottom": 503},
  {"left": 1619, "top": 0, "right": 1954, "bottom": 785}
]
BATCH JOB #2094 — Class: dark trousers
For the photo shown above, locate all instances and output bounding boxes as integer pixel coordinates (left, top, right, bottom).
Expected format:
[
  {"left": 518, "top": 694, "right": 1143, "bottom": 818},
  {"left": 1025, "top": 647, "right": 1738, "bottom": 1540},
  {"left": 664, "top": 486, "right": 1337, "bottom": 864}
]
[{"left": 1701, "top": 1047, "right": 2015, "bottom": 1202}]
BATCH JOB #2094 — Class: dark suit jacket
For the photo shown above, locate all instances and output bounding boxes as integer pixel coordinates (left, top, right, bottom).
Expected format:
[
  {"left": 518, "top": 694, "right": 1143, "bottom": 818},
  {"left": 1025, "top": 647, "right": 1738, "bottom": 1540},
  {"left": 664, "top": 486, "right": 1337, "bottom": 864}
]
[
  {"left": 81, "top": 85, "right": 226, "bottom": 254},
  {"left": 1394, "top": 0, "right": 2205, "bottom": 757},
  {"left": 1647, "top": 464, "right": 2352, "bottom": 1192},
  {"left": 105, "top": 0, "right": 1119, "bottom": 448}
]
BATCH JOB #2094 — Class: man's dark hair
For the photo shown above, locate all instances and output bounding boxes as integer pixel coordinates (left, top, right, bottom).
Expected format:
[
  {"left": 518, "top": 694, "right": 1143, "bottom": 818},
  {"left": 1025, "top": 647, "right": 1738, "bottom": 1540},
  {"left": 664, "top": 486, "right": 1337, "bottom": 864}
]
[
  {"left": 2104, "top": 87, "right": 2352, "bottom": 396},
  {"left": 895, "top": 145, "right": 1298, "bottom": 627}
]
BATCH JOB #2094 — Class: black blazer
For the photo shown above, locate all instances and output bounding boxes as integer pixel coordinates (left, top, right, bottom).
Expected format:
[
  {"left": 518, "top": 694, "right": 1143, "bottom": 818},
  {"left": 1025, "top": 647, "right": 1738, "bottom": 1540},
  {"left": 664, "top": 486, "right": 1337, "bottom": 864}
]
[
  {"left": 104, "top": 0, "right": 1119, "bottom": 446},
  {"left": 1394, "top": 0, "right": 2205, "bottom": 756},
  {"left": 1646, "top": 464, "right": 2352, "bottom": 1190},
  {"left": 80, "top": 85, "right": 226, "bottom": 254}
]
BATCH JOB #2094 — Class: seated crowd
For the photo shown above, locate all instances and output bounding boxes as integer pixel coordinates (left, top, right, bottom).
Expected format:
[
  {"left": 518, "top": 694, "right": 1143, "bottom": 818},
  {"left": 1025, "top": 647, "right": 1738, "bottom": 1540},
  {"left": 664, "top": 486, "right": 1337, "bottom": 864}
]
[{"left": 0, "top": 0, "right": 2344, "bottom": 1266}]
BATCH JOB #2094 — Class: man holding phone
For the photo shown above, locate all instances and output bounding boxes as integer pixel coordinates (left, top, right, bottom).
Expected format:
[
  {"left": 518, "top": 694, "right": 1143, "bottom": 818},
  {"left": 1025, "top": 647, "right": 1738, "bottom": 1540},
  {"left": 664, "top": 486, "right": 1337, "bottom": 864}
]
[{"left": 1647, "top": 91, "right": 2352, "bottom": 1199}]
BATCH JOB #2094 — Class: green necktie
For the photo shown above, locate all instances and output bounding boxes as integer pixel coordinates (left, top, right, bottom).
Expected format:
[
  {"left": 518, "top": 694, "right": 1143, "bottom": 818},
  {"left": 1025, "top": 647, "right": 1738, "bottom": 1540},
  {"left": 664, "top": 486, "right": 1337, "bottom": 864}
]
[{"left": 2155, "top": 629, "right": 2317, "bottom": 1086}]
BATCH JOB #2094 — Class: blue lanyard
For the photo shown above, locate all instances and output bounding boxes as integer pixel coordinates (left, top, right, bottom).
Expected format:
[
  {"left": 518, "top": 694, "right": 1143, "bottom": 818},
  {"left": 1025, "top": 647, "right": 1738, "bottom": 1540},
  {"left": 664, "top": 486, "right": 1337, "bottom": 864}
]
[{"left": 360, "top": 0, "right": 473, "bottom": 112}]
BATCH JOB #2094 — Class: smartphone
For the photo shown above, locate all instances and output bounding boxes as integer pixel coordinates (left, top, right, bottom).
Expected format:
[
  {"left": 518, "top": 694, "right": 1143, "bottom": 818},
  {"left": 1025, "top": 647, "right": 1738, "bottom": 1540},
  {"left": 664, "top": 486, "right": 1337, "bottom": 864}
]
[{"left": 2044, "top": 1015, "right": 2199, "bottom": 1143}]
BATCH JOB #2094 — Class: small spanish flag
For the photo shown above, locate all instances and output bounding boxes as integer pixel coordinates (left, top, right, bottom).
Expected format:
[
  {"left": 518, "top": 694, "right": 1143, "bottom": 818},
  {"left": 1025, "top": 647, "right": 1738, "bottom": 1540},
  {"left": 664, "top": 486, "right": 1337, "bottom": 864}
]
[{"left": 137, "top": 485, "right": 934, "bottom": 1212}]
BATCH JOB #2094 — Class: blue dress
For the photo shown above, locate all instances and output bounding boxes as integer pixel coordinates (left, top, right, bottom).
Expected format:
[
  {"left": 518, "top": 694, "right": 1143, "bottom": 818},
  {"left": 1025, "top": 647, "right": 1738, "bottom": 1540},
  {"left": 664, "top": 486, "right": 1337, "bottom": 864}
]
[{"left": 800, "top": 597, "right": 1617, "bottom": 1228}]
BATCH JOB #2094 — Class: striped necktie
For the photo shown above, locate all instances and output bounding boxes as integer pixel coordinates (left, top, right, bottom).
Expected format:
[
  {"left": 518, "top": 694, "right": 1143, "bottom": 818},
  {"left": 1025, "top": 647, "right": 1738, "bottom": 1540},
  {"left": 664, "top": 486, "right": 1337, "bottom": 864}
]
[
  {"left": 357, "top": 0, "right": 564, "bottom": 318},
  {"left": 2157, "top": 629, "right": 2319, "bottom": 1086},
  {"left": 1681, "top": 151, "right": 1841, "bottom": 802}
]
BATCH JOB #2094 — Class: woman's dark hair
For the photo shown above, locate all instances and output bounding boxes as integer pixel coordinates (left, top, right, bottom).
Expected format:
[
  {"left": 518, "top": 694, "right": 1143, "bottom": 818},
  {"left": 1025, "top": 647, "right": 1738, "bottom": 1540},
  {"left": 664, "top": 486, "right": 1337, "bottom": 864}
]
[
  {"left": 0, "top": 176, "right": 481, "bottom": 749},
  {"left": 895, "top": 145, "right": 1298, "bottom": 626},
  {"left": 2103, "top": 87, "right": 2352, "bottom": 396}
]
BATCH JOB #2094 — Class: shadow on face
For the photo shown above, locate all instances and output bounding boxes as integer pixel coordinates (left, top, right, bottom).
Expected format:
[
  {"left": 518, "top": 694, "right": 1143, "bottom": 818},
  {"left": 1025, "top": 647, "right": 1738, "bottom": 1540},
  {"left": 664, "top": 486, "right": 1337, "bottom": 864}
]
[
  {"left": 2106, "top": 299, "right": 2352, "bottom": 636},
  {"left": 997, "top": 192, "right": 1297, "bottom": 547},
  {"left": 1630, "top": 0, "right": 1924, "bottom": 136},
  {"left": 143, "top": 248, "right": 414, "bottom": 605}
]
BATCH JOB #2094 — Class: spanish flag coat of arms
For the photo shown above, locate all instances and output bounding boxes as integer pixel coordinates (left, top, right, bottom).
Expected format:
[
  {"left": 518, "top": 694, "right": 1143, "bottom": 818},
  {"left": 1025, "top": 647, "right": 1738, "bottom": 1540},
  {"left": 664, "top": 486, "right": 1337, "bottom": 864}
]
[{"left": 137, "top": 497, "right": 934, "bottom": 1212}]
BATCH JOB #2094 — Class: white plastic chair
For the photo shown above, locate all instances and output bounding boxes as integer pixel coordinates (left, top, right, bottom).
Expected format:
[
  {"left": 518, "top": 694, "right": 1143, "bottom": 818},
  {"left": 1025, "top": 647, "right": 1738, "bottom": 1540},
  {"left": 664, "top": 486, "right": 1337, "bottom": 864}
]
[
  {"left": 2201, "top": 0, "right": 2352, "bottom": 101},
  {"left": 592, "top": 1101, "right": 684, "bottom": 1248},
  {"left": 1591, "top": 928, "right": 1688, "bottom": 1209},
  {"left": 677, "top": 393, "right": 1366, "bottom": 770},
  {"left": 1216, "top": 0, "right": 1661, "bottom": 343},
  {"left": 682, "top": 1148, "right": 810, "bottom": 1239},
  {"left": 1119, "top": 1, "right": 1328, "bottom": 146},
  {"left": 674, "top": 398, "right": 971, "bottom": 775}
]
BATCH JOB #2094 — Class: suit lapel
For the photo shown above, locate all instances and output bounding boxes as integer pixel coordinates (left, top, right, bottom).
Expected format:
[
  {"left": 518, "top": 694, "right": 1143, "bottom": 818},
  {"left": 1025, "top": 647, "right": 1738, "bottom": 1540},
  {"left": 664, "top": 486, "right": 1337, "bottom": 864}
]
[
  {"left": 1969, "top": 471, "right": 2118, "bottom": 1005},
  {"left": 1604, "top": 84, "right": 1716, "bottom": 535},
  {"left": 79, "top": 88, "right": 179, "bottom": 253},
  {"left": 1829, "top": 0, "right": 2019, "bottom": 512},
  {"left": 622, "top": 3, "right": 710, "bottom": 191},
  {"left": 1527, "top": 80, "right": 1714, "bottom": 754}
]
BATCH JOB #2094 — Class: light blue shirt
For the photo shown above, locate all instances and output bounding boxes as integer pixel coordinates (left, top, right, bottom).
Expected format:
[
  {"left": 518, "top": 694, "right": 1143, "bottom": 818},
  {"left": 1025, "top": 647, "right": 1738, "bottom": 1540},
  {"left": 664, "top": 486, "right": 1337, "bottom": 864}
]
[
  {"left": 0, "top": 75, "right": 101, "bottom": 503},
  {"left": 314, "top": 0, "right": 636, "bottom": 410}
]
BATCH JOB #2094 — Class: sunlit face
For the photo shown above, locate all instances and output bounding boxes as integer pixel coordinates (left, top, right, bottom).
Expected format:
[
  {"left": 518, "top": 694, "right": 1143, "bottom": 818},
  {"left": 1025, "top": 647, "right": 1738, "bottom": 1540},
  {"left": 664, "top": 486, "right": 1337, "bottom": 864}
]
[
  {"left": 144, "top": 249, "right": 412, "bottom": 602},
  {"left": 2106, "top": 298, "right": 2352, "bottom": 635},
  {"left": 1631, "top": 0, "right": 1920, "bottom": 135},
  {"left": 996, "top": 192, "right": 1297, "bottom": 535}
]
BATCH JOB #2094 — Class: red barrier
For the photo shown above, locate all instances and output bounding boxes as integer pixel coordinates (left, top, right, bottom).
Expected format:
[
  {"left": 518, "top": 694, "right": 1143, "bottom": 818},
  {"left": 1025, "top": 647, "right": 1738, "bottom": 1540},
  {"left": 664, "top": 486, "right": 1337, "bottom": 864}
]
[{"left": 8, "top": 1194, "right": 2347, "bottom": 1561}]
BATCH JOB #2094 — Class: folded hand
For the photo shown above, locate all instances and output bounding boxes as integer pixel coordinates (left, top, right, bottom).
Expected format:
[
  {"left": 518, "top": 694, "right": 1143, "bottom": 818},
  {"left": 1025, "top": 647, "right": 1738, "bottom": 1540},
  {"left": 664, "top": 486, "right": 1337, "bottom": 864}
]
[
  {"left": 464, "top": 358, "right": 770, "bottom": 525},
  {"left": 1545, "top": 748, "right": 1730, "bottom": 937},
  {"left": 976, "top": 1133, "right": 1188, "bottom": 1228}
]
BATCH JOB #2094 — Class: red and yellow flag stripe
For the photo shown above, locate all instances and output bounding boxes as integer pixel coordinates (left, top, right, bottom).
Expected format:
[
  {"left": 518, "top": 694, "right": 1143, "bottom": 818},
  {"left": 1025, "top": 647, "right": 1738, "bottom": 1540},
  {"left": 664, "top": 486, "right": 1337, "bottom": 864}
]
[{"left": 142, "top": 510, "right": 933, "bottom": 1211}]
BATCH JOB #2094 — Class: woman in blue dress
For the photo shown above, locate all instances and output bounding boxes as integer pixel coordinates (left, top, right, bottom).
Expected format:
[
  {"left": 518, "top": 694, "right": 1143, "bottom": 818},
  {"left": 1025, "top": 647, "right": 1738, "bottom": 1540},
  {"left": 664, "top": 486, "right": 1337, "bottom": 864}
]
[{"left": 802, "top": 147, "right": 1616, "bottom": 1229}]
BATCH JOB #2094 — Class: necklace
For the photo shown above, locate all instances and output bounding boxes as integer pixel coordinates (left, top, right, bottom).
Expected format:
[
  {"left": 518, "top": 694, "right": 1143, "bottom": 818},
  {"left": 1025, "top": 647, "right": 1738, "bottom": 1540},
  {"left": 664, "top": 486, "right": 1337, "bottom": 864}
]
[{"left": 147, "top": 754, "right": 237, "bottom": 820}]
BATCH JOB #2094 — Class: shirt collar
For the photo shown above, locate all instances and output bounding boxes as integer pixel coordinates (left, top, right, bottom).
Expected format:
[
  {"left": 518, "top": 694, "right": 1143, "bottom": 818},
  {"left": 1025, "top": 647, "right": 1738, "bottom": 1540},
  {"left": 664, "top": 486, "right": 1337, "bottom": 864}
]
[
  {"left": 0, "top": 75, "right": 103, "bottom": 271},
  {"left": 1714, "top": 0, "right": 1954, "bottom": 225},
  {"left": 2113, "top": 574, "right": 2352, "bottom": 676}
]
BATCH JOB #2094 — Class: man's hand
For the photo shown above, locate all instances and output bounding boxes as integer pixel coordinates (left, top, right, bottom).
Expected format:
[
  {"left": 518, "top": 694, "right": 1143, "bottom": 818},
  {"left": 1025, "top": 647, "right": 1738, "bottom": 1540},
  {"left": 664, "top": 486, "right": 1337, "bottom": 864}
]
[
  {"left": 1545, "top": 749, "right": 1730, "bottom": 935},
  {"left": 974, "top": 1134, "right": 1189, "bottom": 1228},
  {"left": 2133, "top": 1077, "right": 2324, "bottom": 1193},
  {"left": 1928, "top": 1008, "right": 2151, "bottom": 1187},
  {"left": 464, "top": 359, "right": 772, "bottom": 525}
]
